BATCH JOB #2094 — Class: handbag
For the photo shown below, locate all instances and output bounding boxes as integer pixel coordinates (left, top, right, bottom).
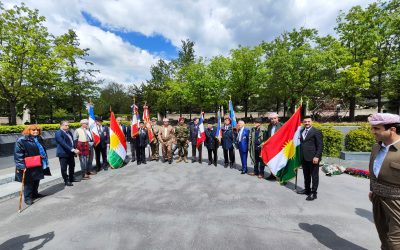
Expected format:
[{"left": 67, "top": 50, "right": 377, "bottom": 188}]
[{"left": 24, "top": 155, "right": 42, "bottom": 168}]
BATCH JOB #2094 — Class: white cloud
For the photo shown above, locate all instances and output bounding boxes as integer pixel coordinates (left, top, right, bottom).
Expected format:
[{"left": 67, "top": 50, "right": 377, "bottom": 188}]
[{"left": 5, "top": 0, "right": 376, "bottom": 83}]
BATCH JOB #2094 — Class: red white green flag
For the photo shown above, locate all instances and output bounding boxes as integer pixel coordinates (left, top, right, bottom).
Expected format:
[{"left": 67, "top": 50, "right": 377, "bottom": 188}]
[
  {"left": 108, "top": 111, "right": 127, "bottom": 168},
  {"left": 261, "top": 106, "right": 302, "bottom": 183}
]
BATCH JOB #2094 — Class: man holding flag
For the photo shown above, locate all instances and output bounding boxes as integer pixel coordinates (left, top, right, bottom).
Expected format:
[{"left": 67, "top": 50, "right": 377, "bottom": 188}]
[
  {"left": 189, "top": 116, "right": 204, "bottom": 164},
  {"left": 127, "top": 101, "right": 139, "bottom": 162},
  {"left": 261, "top": 105, "right": 303, "bottom": 186}
]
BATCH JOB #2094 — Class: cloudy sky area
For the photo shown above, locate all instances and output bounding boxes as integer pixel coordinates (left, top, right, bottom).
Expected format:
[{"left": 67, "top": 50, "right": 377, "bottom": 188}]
[{"left": 6, "top": 0, "right": 375, "bottom": 85}]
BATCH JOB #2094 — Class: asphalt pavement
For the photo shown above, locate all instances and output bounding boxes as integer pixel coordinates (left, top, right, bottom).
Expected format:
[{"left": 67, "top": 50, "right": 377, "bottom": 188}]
[{"left": 0, "top": 147, "right": 379, "bottom": 250}]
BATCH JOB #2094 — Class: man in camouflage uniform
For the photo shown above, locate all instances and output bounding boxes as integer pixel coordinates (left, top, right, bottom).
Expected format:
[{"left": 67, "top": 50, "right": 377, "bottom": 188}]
[
  {"left": 175, "top": 117, "right": 189, "bottom": 163},
  {"left": 150, "top": 117, "right": 160, "bottom": 161}
]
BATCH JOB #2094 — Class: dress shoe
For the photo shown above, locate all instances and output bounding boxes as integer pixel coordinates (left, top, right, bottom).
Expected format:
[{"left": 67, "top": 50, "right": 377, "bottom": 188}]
[
  {"left": 131, "top": 159, "right": 136, "bottom": 162},
  {"left": 25, "top": 199, "right": 33, "bottom": 205},
  {"left": 137, "top": 162, "right": 141, "bottom": 165},
  {"left": 192, "top": 159, "right": 196, "bottom": 163},
  {"left": 229, "top": 163, "right": 234, "bottom": 169},
  {"left": 104, "top": 167, "right": 108, "bottom": 171},
  {"left": 240, "top": 171, "right": 246, "bottom": 174},
  {"left": 169, "top": 160, "right": 172, "bottom": 164},
  {"left": 156, "top": 159, "right": 159, "bottom": 162},
  {"left": 266, "top": 174, "right": 276, "bottom": 180},
  {"left": 296, "top": 189, "right": 309, "bottom": 195},
  {"left": 65, "top": 182, "right": 73, "bottom": 186},
  {"left": 312, "top": 194, "right": 317, "bottom": 200},
  {"left": 306, "top": 195, "right": 315, "bottom": 201},
  {"left": 71, "top": 178, "right": 80, "bottom": 182},
  {"left": 224, "top": 163, "right": 228, "bottom": 168},
  {"left": 214, "top": 162, "right": 217, "bottom": 167},
  {"left": 143, "top": 161, "right": 147, "bottom": 164},
  {"left": 199, "top": 160, "right": 202, "bottom": 164},
  {"left": 33, "top": 193, "right": 46, "bottom": 199},
  {"left": 208, "top": 162, "right": 212, "bottom": 165}
]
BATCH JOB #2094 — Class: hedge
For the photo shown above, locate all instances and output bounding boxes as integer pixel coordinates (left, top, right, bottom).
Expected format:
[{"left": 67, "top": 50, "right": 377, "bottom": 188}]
[
  {"left": 345, "top": 126, "right": 375, "bottom": 152},
  {"left": 313, "top": 124, "right": 344, "bottom": 157},
  {"left": 0, "top": 121, "right": 111, "bottom": 134}
]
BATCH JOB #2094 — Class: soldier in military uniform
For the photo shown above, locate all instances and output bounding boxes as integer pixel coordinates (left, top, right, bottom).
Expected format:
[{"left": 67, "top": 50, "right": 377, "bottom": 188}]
[
  {"left": 158, "top": 118, "right": 175, "bottom": 164},
  {"left": 175, "top": 117, "right": 189, "bottom": 163},
  {"left": 368, "top": 113, "right": 400, "bottom": 250},
  {"left": 149, "top": 118, "right": 160, "bottom": 161}
]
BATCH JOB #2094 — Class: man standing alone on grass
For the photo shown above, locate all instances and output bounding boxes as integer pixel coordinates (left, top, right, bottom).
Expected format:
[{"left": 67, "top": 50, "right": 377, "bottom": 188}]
[{"left": 368, "top": 113, "right": 400, "bottom": 250}]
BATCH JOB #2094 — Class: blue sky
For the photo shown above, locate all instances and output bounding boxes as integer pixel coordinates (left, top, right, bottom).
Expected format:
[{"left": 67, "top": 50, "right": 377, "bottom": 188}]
[
  {"left": 6, "top": 0, "right": 376, "bottom": 84},
  {"left": 81, "top": 11, "right": 178, "bottom": 60}
]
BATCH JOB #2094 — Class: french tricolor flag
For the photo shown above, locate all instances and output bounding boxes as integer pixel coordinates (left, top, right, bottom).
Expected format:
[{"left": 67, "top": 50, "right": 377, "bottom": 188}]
[
  {"left": 196, "top": 112, "right": 206, "bottom": 147},
  {"left": 87, "top": 103, "right": 100, "bottom": 146}
]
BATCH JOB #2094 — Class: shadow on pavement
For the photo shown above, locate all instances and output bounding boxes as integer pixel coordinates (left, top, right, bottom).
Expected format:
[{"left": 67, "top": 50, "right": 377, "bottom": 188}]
[
  {"left": 299, "top": 223, "right": 367, "bottom": 250},
  {"left": 41, "top": 183, "right": 65, "bottom": 196},
  {"left": 0, "top": 231, "right": 55, "bottom": 250},
  {"left": 355, "top": 208, "right": 374, "bottom": 223}
]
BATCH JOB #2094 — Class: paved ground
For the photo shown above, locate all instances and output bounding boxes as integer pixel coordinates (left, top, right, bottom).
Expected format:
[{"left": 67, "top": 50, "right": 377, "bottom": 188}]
[{"left": 0, "top": 148, "right": 379, "bottom": 250}]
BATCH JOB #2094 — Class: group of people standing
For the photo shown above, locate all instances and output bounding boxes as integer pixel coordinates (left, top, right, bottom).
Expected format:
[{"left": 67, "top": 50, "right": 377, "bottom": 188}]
[{"left": 14, "top": 112, "right": 324, "bottom": 206}]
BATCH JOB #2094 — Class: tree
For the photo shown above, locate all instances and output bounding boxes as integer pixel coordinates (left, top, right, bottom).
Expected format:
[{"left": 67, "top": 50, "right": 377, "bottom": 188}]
[
  {"left": 229, "top": 45, "right": 265, "bottom": 118},
  {"left": 0, "top": 4, "right": 53, "bottom": 124}
]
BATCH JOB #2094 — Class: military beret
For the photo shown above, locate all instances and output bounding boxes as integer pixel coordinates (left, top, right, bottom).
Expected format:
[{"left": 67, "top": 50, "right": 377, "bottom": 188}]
[
  {"left": 151, "top": 117, "right": 157, "bottom": 121},
  {"left": 368, "top": 113, "right": 400, "bottom": 125},
  {"left": 179, "top": 117, "right": 185, "bottom": 122},
  {"left": 95, "top": 116, "right": 103, "bottom": 122}
]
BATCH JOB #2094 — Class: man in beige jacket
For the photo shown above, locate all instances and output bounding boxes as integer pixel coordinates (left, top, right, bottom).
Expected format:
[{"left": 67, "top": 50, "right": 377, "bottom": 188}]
[{"left": 158, "top": 118, "right": 175, "bottom": 164}]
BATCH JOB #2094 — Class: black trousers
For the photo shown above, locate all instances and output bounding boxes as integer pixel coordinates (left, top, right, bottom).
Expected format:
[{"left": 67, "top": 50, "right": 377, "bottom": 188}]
[
  {"left": 192, "top": 144, "right": 203, "bottom": 161},
  {"left": 130, "top": 141, "right": 137, "bottom": 161},
  {"left": 207, "top": 148, "right": 217, "bottom": 163},
  {"left": 94, "top": 146, "right": 108, "bottom": 169},
  {"left": 59, "top": 156, "right": 75, "bottom": 183},
  {"left": 223, "top": 147, "right": 235, "bottom": 164},
  {"left": 137, "top": 146, "right": 146, "bottom": 163},
  {"left": 253, "top": 147, "right": 265, "bottom": 175},
  {"left": 24, "top": 180, "right": 40, "bottom": 200},
  {"left": 302, "top": 160, "right": 319, "bottom": 195}
]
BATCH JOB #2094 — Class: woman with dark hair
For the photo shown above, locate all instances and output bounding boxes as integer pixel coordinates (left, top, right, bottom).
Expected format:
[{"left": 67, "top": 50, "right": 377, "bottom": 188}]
[{"left": 14, "top": 124, "right": 51, "bottom": 205}]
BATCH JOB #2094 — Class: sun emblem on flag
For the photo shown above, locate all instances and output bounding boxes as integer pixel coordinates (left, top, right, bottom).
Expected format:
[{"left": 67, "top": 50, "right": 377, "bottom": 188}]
[{"left": 283, "top": 140, "right": 296, "bottom": 159}]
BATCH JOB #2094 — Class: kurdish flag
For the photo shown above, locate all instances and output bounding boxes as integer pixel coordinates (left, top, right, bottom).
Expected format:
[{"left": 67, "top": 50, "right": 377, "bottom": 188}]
[
  {"left": 197, "top": 112, "right": 206, "bottom": 147},
  {"left": 261, "top": 106, "right": 302, "bottom": 183},
  {"left": 108, "top": 111, "right": 127, "bottom": 168},
  {"left": 215, "top": 110, "right": 222, "bottom": 143},
  {"left": 87, "top": 103, "right": 100, "bottom": 146}
]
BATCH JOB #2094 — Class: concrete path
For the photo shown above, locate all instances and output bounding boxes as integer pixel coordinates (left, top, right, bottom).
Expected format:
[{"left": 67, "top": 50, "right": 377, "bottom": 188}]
[{"left": 0, "top": 148, "right": 379, "bottom": 249}]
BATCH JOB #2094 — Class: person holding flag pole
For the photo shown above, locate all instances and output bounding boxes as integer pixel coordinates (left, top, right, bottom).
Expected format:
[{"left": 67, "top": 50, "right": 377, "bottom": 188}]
[
  {"left": 143, "top": 103, "right": 154, "bottom": 160},
  {"left": 127, "top": 97, "right": 139, "bottom": 163},
  {"left": 107, "top": 107, "right": 127, "bottom": 169}
]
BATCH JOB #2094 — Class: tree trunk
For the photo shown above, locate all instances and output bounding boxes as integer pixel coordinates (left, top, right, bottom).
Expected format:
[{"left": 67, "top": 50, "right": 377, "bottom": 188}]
[
  {"left": 9, "top": 97, "right": 17, "bottom": 125},
  {"left": 244, "top": 98, "right": 248, "bottom": 119},
  {"left": 349, "top": 96, "right": 356, "bottom": 122},
  {"left": 283, "top": 100, "right": 288, "bottom": 118},
  {"left": 276, "top": 99, "right": 280, "bottom": 113},
  {"left": 377, "top": 72, "right": 383, "bottom": 112}
]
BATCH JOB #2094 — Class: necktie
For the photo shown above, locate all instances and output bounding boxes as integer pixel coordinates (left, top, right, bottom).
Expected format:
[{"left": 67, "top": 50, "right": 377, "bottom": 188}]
[{"left": 304, "top": 129, "right": 309, "bottom": 138}]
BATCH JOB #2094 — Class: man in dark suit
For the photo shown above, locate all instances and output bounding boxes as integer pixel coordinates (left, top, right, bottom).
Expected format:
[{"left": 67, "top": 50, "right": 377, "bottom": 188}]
[
  {"left": 236, "top": 120, "right": 250, "bottom": 174},
  {"left": 265, "top": 112, "right": 283, "bottom": 180},
  {"left": 94, "top": 117, "right": 109, "bottom": 171},
  {"left": 221, "top": 116, "right": 236, "bottom": 168},
  {"left": 55, "top": 121, "right": 79, "bottom": 186},
  {"left": 205, "top": 120, "right": 218, "bottom": 166},
  {"left": 297, "top": 116, "right": 323, "bottom": 201},
  {"left": 189, "top": 118, "right": 203, "bottom": 163},
  {"left": 136, "top": 121, "right": 149, "bottom": 165}
]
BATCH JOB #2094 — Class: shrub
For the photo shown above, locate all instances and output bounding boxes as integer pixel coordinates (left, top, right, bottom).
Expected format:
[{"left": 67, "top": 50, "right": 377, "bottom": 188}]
[
  {"left": 313, "top": 124, "right": 344, "bottom": 157},
  {"left": 345, "top": 127, "right": 375, "bottom": 152}
]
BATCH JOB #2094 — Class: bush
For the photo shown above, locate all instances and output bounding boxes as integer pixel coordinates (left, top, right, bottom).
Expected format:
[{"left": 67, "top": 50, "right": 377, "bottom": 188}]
[
  {"left": 345, "top": 127, "right": 375, "bottom": 152},
  {"left": 0, "top": 122, "right": 113, "bottom": 134},
  {"left": 313, "top": 124, "right": 344, "bottom": 157}
]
